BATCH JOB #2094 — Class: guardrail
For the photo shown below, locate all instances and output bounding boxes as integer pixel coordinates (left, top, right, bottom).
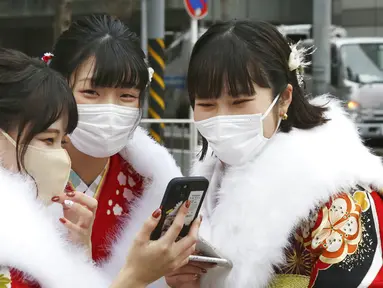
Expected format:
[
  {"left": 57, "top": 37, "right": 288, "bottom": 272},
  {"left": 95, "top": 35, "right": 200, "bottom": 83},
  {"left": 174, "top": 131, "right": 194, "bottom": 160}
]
[{"left": 140, "top": 118, "right": 199, "bottom": 175}]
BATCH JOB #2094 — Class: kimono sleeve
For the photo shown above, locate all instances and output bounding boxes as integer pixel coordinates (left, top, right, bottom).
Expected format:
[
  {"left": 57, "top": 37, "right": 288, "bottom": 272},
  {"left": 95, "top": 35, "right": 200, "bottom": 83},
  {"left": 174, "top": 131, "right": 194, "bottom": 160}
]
[{"left": 297, "top": 190, "right": 383, "bottom": 288}]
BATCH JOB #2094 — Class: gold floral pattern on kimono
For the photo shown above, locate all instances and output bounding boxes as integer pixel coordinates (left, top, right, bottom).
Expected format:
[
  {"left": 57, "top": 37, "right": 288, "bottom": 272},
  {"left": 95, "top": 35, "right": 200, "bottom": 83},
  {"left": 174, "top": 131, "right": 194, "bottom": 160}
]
[
  {"left": 300, "top": 192, "right": 367, "bottom": 266},
  {"left": 275, "top": 188, "right": 383, "bottom": 288},
  {"left": 0, "top": 267, "right": 11, "bottom": 288}
]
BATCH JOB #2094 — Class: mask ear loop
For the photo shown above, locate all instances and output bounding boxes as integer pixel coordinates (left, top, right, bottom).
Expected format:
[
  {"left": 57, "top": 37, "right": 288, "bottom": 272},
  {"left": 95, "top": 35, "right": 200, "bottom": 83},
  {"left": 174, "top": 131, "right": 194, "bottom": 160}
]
[
  {"left": 260, "top": 94, "right": 282, "bottom": 138},
  {"left": 261, "top": 94, "right": 281, "bottom": 121}
]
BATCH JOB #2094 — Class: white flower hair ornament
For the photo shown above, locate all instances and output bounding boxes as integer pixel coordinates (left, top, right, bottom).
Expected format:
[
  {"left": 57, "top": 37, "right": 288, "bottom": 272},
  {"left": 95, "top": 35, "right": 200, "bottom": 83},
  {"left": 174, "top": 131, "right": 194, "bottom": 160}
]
[
  {"left": 288, "top": 42, "right": 314, "bottom": 87},
  {"left": 148, "top": 67, "right": 154, "bottom": 83}
]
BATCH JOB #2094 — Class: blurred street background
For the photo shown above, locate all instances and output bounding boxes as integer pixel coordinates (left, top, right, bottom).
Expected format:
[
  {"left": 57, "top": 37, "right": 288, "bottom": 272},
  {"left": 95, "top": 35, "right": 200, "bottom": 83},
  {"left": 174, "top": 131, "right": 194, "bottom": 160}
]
[{"left": 1, "top": 0, "right": 383, "bottom": 174}]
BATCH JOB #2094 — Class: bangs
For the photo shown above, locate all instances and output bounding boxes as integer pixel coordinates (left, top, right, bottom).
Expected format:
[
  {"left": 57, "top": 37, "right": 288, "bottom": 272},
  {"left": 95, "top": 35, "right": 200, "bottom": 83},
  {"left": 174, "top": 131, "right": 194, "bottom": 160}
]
[
  {"left": 27, "top": 72, "right": 78, "bottom": 135},
  {"left": 83, "top": 38, "right": 149, "bottom": 90},
  {"left": 188, "top": 34, "right": 270, "bottom": 101}
]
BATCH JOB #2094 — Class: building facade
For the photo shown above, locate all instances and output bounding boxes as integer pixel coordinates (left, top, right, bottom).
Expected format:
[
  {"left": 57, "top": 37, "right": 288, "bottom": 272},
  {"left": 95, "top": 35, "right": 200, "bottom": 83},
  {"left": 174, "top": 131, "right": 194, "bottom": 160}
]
[
  {"left": 332, "top": 0, "right": 383, "bottom": 37},
  {"left": 0, "top": 0, "right": 381, "bottom": 57}
]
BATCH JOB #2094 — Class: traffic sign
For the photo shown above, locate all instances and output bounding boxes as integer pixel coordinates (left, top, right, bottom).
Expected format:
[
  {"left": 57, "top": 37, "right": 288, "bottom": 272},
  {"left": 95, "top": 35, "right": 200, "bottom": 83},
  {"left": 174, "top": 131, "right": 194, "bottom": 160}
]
[{"left": 184, "top": 0, "right": 208, "bottom": 20}]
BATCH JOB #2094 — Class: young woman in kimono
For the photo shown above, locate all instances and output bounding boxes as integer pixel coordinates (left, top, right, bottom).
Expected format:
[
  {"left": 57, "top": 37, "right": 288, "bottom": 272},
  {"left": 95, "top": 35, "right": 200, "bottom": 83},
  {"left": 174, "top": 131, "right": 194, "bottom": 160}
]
[
  {"left": 166, "top": 20, "right": 383, "bottom": 287},
  {"left": 0, "top": 48, "right": 200, "bottom": 288},
  {"left": 45, "top": 14, "right": 203, "bottom": 285}
]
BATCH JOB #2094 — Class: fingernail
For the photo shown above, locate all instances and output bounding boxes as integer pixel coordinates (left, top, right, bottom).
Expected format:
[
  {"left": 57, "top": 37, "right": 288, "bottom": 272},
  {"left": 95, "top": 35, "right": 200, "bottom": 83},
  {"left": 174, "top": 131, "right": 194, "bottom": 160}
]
[
  {"left": 201, "top": 268, "right": 207, "bottom": 273},
  {"left": 185, "top": 200, "right": 191, "bottom": 208},
  {"left": 152, "top": 208, "right": 161, "bottom": 219},
  {"left": 64, "top": 200, "right": 74, "bottom": 207},
  {"left": 66, "top": 192, "right": 75, "bottom": 197},
  {"left": 193, "top": 274, "right": 200, "bottom": 280},
  {"left": 51, "top": 196, "right": 60, "bottom": 202},
  {"left": 59, "top": 218, "right": 66, "bottom": 224}
]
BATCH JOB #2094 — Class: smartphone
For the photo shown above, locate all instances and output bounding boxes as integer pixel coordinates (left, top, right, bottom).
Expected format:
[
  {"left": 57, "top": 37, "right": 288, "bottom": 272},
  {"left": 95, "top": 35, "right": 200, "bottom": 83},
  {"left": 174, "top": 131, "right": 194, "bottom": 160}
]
[
  {"left": 189, "top": 255, "right": 232, "bottom": 268},
  {"left": 150, "top": 176, "right": 209, "bottom": 241},
  {"left": 192, "top": 236, "right": 233, "bottom": 268}
]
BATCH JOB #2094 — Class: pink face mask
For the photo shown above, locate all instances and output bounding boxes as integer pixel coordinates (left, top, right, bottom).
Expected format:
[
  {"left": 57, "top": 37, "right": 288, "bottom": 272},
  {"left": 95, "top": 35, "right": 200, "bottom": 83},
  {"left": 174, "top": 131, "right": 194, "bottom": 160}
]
[{"left": 2, "top": 131, "right": 71, "bottom": 205}]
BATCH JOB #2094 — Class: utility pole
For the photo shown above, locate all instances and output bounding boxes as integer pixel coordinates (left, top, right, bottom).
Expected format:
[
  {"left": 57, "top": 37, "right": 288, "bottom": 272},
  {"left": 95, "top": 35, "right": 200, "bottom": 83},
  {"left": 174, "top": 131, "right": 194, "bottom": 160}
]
[
  {"left": 189, "top": 15, "right": 198, "bottom": 165},
  {"left": 220, "top": 0, "right": 230, "bottom": 21},
  {"left": 147, "top": 0, "right": 165, "bottom": 143},
  {"left": 312, "top": 0, "right": 331, "bottom": 96},
  {"left": 53, "top": 0, "right": 72, "bottom": 41},
  {"left": 141, "top": 0, "right": 148, "bottom": 118},
  {"left": 105, "top": 0, "right": 134, "bottom": 20}
]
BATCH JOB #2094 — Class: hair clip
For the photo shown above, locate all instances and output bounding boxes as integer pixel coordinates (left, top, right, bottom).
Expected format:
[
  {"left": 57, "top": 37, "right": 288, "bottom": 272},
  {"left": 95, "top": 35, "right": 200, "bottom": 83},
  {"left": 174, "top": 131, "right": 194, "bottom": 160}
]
[
  {"left": 148, "top": 67, "right": 154, "bottom": 83},
  {"left": 41, "top": 52, "right": 54, "bottom": 65},
  {"left": 288, "top": 42, "right": 314, "bottom": 87}
]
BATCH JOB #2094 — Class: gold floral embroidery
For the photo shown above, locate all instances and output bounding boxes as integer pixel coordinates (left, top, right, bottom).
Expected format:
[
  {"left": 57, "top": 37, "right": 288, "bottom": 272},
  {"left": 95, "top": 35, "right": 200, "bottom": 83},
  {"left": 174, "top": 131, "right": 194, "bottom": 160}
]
[
  {"left": 0, "top": 273, "right": 11, "bottom": 288},
  {"left": 353, "top": 191, "right": 370, "bottom": 212}
]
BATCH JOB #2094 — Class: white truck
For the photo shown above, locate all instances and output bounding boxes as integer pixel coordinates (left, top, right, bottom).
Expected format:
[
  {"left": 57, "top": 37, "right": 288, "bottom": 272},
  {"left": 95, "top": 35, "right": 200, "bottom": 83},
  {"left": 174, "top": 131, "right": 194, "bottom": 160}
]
[
  {"left": 277, "top": 24, "right": 347, "bottom": 42},
  {"left": 300, "top": 37, "right": 383, "bottom": 140}
]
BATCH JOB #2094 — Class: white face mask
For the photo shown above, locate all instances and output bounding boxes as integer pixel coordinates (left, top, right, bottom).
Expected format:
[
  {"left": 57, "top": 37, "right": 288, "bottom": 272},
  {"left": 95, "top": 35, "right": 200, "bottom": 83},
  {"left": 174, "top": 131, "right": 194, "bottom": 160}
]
[
  {"left": 2, "top": 131, "right": 71, "bottom": 205},
  {"left": 69, "top": 104, "right": 140, "bottom": 158},
  {"left": 195, "top": 95, "right": 281, "bottom": 166}
]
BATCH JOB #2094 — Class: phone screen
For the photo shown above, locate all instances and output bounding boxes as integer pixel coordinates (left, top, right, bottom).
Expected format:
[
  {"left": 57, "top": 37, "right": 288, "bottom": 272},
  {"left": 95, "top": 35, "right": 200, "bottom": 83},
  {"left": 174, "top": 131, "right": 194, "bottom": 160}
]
[
  {"left": 150, "top": 177, "right": 208, "bottom": 241},
  {"left": 160, "top": 190, "right": 205, "bottom": 237}
]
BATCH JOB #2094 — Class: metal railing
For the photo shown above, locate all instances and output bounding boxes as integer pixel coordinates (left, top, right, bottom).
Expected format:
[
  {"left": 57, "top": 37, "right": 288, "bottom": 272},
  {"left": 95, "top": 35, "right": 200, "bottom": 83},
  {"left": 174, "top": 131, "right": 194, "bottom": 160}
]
[{"left": 139, "top": 118, "right": 199, "bottom": 175}]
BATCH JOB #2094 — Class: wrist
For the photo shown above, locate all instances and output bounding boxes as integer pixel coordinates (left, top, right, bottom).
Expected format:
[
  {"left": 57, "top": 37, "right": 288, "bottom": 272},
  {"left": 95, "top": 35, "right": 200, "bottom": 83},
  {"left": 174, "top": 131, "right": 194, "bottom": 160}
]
[
  {"left": 111, "top": 267, "right": 147, "bottom": 288},
  {"left": 83, "top": 240, "right": 92, "bottom": 259}
]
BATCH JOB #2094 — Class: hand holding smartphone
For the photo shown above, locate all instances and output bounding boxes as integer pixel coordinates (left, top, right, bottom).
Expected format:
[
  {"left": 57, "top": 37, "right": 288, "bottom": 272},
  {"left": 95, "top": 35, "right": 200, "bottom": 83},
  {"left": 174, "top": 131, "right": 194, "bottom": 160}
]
[
  {"left": 150, "top": 177, "right": 209, "bottom": 241},
  {"left": 189, "top": 237, "right": 233, "bottom": 268}
]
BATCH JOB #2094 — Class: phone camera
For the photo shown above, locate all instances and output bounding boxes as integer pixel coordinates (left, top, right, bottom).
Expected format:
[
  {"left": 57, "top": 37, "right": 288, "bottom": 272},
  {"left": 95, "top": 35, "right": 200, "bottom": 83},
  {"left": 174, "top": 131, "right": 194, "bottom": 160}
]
[{"left": 183, "top": 184, "right": 188, "bottom": 189}]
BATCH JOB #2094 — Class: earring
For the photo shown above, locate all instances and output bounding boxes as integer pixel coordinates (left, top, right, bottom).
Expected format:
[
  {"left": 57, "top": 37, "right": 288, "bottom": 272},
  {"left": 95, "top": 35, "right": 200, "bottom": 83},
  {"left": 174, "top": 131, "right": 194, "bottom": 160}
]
[{"left": 282, "top": 113, "right": 288, "bottom": 120}]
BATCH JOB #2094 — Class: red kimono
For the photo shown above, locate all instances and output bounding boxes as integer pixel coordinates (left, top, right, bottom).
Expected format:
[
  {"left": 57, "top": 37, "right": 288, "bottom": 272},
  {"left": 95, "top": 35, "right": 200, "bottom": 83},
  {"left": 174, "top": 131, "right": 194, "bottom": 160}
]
[{"left": 65, "top": 154, "right": 144, "bottom": 263}]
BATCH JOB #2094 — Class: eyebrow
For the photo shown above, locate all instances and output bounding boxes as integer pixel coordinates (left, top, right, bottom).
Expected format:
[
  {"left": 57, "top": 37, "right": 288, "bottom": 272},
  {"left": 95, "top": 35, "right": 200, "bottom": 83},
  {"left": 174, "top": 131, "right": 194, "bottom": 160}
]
[{"left": 44, "top": 128, "right": 60, "bottom": 134}]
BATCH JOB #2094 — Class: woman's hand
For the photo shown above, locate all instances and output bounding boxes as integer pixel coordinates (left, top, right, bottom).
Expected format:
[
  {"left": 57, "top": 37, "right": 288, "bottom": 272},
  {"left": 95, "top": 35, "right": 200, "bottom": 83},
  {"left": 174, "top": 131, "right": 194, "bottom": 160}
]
[
  {"left": 115, "top": 200, "right": 202, "bottom": 287},
  {"left": 51, "top": 191, "right": 98, "bottom": 256},
  {"left": 165, "top": 260, "right": 215, "bottom": 287}
]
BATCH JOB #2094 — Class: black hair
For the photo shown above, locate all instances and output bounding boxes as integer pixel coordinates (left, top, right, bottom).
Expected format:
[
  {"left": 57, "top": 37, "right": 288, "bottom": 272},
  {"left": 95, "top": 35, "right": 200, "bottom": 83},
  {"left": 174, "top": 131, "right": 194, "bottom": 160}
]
[
  {"left": 187, "top": 20, "right": 329, "bottom": 160},
  {"left": 50, "top": 14, "right": 149, "bottom": 111},
  {"left": 0, "top": 48, "right": 78, "bottom": 171}
]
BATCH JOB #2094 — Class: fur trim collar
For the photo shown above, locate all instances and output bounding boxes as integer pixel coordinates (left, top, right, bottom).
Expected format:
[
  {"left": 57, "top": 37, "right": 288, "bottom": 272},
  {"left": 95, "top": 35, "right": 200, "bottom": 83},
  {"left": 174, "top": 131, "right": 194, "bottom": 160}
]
[
  {"left": 102, "top": 127, "right": 182, "bottom": 287},
  {"left": 0, "top": 167, "right": 110, "bottom": 288},
  {"left": 191, "top": 95, "right": 383, "bottom": 287}
]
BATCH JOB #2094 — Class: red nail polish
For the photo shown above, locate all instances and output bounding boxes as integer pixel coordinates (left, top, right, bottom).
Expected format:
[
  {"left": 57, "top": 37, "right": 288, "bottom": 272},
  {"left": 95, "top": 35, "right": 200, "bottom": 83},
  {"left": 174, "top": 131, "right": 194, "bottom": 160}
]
[
  {"left": 59, "top": 218, "right": 66, "bottom": 224},
  {"left": 66, "top": 192, "right": 75, "bottom": 197},
  {"left": 152, "top": 208, "right": 161, "bottom": 219},
  {"left": 51, "top": 196, "right": 60, "bottom": 202},
  {"left": 185, "top": 200, "right": 191, "bottom": 208}
]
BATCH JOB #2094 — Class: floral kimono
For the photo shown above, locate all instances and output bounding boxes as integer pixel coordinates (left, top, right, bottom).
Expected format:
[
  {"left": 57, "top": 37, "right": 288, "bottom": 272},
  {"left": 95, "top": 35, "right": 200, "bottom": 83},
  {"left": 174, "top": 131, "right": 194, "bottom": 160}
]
[
  {"left": 189, "top": 96, "right": 383, "bottom": 287},
  {"left": 272, "top": 187, "right": 383, "bottom": 287},
  {"left": 65, "top": 153, "right": 144, "bottom": 263}
]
